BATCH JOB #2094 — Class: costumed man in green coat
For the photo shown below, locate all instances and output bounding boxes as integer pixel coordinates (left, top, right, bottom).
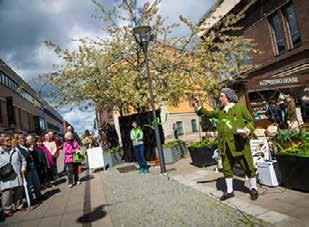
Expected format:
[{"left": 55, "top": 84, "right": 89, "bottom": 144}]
[{"left": 192, "top": 88, "right": 258, "bottom": 201}]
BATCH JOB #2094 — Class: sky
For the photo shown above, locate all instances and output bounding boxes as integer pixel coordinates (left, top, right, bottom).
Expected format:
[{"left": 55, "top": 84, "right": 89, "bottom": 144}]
[{"left": 0, "top": 0, "right": 216, "bottom": 134}]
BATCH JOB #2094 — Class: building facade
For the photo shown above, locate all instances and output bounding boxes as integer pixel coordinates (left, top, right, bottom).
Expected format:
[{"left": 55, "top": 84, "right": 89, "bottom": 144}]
[
  {"left": 0, "top": 59, "right": 64, "bottom": 134},
  {"left": 199, "top": 0, "right": 309, "bottom": 125}
]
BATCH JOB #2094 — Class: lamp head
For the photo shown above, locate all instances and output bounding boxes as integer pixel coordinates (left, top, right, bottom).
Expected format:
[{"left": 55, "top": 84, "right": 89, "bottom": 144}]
[{"left": 132, "top": 25, "right": 152, "bottom": 50}]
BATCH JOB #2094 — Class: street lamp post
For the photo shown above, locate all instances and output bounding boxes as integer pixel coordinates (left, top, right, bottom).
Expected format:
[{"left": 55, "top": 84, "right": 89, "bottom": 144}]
[{"left": 132, "top": 25, "right": 166, "bottom": 174}]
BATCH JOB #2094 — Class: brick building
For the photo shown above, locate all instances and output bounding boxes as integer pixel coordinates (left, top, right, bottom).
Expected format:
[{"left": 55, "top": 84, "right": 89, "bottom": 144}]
[
  {"left": 199, "top": 0, "right": 309, "bottom": 125},
  {"left": 0, "top": 59, "right": 64, "bottom": 134}
]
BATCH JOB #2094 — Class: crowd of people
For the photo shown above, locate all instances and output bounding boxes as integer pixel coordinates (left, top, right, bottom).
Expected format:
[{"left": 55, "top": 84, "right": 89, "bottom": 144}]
[{"left": 0, "top": 126, "right": 83, "bottom": 220}]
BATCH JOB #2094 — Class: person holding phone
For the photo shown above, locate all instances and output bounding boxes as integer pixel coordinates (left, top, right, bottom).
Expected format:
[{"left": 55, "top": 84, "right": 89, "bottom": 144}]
[{"left": 192, "top": 88, "right": 258, "bottom": 201}]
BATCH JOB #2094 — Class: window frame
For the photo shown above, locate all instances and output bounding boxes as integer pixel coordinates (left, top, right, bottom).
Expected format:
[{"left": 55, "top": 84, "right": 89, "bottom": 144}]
[
  {"left": 282, "top": 3, "right": 302, "bottom": 49},
  {"left": 191, "top": 119, "right": 198, "bottom": 133},
  {"left": 268, "top": 12, "right": 286, "bottom": 56},
  {"left": 176, "top": 121, "right": 184, "bottom": 136}
]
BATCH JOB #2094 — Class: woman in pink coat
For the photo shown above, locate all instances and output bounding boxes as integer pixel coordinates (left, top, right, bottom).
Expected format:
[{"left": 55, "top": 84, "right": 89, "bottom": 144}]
[{"left": 63, "top": 132, "right": 80, "bottom": 188}]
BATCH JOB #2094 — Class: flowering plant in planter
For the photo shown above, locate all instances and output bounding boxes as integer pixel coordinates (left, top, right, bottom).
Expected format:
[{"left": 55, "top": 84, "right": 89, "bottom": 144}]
[
  {"left": 275, "top": 130, "right": 309, "bottom": 191},
  {"left": 163, "top": 140, "right": 187, "bottom": 149},
  {"left": 163, "top": 140, "right": 181, "bottom": 149},
  {"left": 187, "top": 139, "right": 217, "bottom": 149},
  {"left": 187, "top": 140, "right": 217, "bottom": 167},
  {"left": 275, "top": 130, "right": 309, "bottom": 156},
  {"left": 162, "top": 140, "right": 187, "bottom": 163}
]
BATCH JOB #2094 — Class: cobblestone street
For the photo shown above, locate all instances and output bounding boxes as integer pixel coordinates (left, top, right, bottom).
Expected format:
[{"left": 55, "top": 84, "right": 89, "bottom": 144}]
[
  {"left": 102, "top": 164, "right": 267, "bottom": 227},
  {"left": 4, "top": 161, "right": 269, "bottom": 227}
]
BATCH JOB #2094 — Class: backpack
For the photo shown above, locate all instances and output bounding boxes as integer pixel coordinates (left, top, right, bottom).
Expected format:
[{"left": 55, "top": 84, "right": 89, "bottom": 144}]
[{"left": 0, "top": 149, "right": 17, "bottom": 181}]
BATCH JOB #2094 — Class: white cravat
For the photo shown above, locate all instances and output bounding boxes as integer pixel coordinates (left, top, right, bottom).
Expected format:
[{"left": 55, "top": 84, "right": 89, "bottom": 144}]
[{"left": 223, "top": 103, "right": 235, "bottom": 113}]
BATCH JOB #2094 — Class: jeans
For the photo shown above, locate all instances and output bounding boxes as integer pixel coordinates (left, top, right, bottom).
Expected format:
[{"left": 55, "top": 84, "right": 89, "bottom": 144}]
[
  {"left": 27, "top": 168, "right": 41, "bottom": 201},
  {"left": 67, "top": 163, "right": 79, "bottom": 185},
  {"left": 133, "top": 144, "right": 147, "bottom": 169}
]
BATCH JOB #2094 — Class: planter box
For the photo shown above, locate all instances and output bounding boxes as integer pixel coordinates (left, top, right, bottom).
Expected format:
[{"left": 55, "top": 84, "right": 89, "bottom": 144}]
[
  {"left": 103, "top": 151, "right": 123, "bottom": 168},
  {"left": 162, "top": 141, "right": 189, "bottom": 164},
  {"left": 163, "top": 146, "right": 182, "bottom": 164},
  {"left": 276, "top": 153, "right": 309, "bottom": 192},
  {"left": 188, "top": 145, "right": 217, "bottom": 168}
]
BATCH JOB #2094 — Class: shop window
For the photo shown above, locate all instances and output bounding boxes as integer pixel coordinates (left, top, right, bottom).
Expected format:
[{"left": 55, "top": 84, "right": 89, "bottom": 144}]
[
  {"left": 283, "top": 4, "right": 301, "bottom": 48},
  {"left": 176, "top": 121, "right": 184, "bottom": 136},
  {"left": 191, "top": 119, "right": 198, "bottom": 133},
  {"left": 269, "top": 13, "right": 286, "bottom": 55}
]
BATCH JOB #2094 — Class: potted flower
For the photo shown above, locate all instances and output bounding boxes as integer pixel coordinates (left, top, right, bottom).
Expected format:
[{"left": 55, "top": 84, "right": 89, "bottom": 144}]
[
  {"left": 162, "top": 140, "right": 188, "bottom": 164},
  {"left": 275, "top": 130, "right": 309, "bottom": 191},
  {"left": 104, "top": 146, "right": 123, "bottom": 167},
  {"left": 187, "top": 140, "right": 217, "bottom": 167}
]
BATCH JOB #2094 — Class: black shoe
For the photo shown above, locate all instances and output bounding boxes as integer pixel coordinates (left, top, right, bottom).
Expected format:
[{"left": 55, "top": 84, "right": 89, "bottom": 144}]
[
  {"left": 250, "top": 189, "right": 259, "bottom": 201},
  {"left": 220, "top": 192, "right": 235, "bottom": 201}
]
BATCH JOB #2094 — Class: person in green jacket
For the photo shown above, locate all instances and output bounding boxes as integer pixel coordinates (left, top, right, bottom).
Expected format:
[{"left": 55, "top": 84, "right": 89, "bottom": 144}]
[
  {"left": 130, "top": 121, "right": 149, "bottom": 173},
  {"left": 192, "top": 88, "right": 258, "bottom": 201}
]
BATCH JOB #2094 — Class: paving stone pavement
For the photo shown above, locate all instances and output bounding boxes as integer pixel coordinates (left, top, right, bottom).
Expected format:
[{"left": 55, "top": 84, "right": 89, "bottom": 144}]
[
  {"left": 167, "top": 158, "right": 309, "bottom": 227},
  {"left": 1, "top": 168, "right": 113, "bottom": 227},
  {"left": 4, "top": 153, "right": 307, "bottom": 227},
  {"left": 1, "top": 151, "right": 113, "bottom": 227},
  {"left": 102, "top": 163, "right": 268, "bottom": 227}
]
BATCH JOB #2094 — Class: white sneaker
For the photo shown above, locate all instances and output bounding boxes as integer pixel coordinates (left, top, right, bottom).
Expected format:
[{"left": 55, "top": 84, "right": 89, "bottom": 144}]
[
  {"left": 68, "top": 184, "right": 73, "bottom": 188},
  {"left": 77, "top": 181, "right": 81, "bottom": 185}
]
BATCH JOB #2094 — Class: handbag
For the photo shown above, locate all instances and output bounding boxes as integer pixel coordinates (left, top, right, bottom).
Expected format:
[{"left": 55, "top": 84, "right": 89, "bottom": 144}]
[
  {"left": 0, "top": 149, "right": 17, "bottom": 181},
  {"left": 73, "top": 152, "right": 85, "bottom": 163}
]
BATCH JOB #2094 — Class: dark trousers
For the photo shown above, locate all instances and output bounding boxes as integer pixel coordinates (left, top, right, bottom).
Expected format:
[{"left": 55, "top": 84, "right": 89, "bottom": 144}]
[
  {"left": 133, "top": 144, "right": 147, "bottom": 169},
  {"left": 67, "top": 163, "right": 79, "bottom": 185},
  {"left": 53, "top": 157, "right": 58, "bottom": 180},
  {"left": 27, "top": 168, "right": 41, "bottom": 201}
]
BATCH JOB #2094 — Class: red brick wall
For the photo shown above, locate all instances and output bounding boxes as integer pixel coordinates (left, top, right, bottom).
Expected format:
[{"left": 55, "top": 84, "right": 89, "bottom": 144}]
[
  {"left": 294, "top": 0, "right": 309, "bottom": 48},
  {"left": 240, "top": 0, "right": 308, "bottom": 68}
]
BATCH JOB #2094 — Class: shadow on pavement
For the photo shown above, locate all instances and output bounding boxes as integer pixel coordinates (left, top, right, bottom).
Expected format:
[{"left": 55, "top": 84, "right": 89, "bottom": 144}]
[
  {"left": 53, "top": 178, "right": 67, "bottom": 186},
  {"left": 197, "top": 177, "right": 250, "bottom": 193},
  {"left": 76, "top": 204, "right": 111, "bottom": 224},
  {"left": 216, "top": 177, "right": 250, "bottom": 193},
  {"left": 92, "top": 164, "right": 110, "bottom": 173},
  {"left": 80, "top": 175, "right": 95, "bottom": 182},
  {"left": 41, "top": 188, "right": 61, "bottom": 201}
]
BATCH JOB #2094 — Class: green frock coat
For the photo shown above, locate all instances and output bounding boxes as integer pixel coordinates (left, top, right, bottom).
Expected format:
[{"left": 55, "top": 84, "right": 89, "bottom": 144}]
[{"left": 197, "top": 103, "right": 256, "bottom": 178}]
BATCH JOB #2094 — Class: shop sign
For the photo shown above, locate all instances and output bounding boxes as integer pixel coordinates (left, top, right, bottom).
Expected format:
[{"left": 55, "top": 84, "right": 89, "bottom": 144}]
[{"left": 259, "top": 77, "right": 298, "bottom": 86}]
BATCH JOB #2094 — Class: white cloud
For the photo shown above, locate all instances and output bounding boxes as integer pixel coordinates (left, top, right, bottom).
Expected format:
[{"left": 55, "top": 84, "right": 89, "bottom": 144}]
[
  {"left": 1, "top": 0, "right": 216, "bottom": 133},
  {"left": 62, "top": 107, "right": 95, "bottom": 135}
]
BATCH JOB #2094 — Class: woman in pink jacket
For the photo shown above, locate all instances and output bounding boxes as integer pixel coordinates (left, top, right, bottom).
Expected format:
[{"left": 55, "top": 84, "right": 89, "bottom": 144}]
[{"left": 63, "top": 132, "right": 80, "bottom": 188}]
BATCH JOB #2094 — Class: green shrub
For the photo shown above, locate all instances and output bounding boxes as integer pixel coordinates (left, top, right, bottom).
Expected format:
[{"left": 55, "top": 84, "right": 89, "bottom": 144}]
[
  {"left": 163, "top": 140, "right": 184, "bottom": 148},
  {"left": 187, "top": 139, "right": 217, "bottom": 149},
  {"left": 105, "top": 146, "right": 120, "bottom": 153}
]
